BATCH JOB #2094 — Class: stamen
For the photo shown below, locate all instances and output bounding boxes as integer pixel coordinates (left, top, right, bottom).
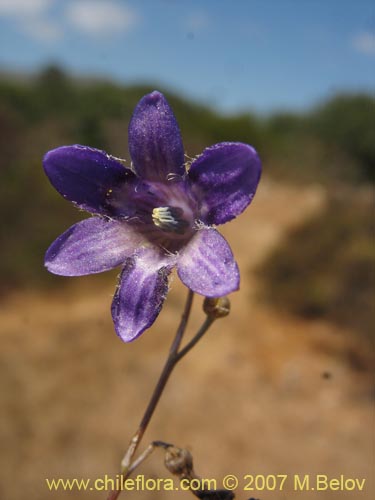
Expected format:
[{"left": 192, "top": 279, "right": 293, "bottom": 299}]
[{"left": 152, "top": 206, "right": 189, "bottom": 234}]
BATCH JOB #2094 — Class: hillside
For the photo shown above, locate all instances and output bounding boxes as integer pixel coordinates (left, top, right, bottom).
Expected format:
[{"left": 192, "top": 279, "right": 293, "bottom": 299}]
[{"left": 1, "top": 179, "right": 373, "bottom": 500}]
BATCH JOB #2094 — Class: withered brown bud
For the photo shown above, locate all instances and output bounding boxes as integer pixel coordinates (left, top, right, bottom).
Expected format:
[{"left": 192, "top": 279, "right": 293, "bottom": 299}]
[
  {"left": 203, "top": 296, "right": 231, "bottom": 318},
  {"left": 164, "top": 446, "right": 194, "bottom": 478}
]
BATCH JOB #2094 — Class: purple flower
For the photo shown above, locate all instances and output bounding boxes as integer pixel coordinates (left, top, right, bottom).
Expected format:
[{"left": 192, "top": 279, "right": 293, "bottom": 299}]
[{"left": 43, "top": 91, "right": 261, "bottom": 342}]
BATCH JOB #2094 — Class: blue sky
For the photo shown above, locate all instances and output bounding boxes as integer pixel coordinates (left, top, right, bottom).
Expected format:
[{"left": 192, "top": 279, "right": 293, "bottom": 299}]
[{"left": 0, "top": 0, "right": 374, "bottom": 113}]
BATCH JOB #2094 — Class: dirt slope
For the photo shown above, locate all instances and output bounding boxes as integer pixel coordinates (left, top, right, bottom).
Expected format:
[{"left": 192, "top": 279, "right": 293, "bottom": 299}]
[{"left": 0, "top": 179, "right": 373, "bottom": 500}]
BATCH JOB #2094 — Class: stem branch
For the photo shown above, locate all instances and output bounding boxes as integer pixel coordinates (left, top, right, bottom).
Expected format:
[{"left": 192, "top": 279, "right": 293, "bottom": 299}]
[
  {"left": 106, "top": 290, "right": 218, "bottom": 500},
  {"left": 107, "top": 289, "right": 195, "bottom": 500},
  {"left": 175, "top": 316, "right": 214, "bottom": 363}
]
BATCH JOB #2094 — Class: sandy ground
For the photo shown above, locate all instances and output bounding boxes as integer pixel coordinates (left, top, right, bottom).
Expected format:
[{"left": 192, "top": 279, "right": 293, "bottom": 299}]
[{"left": 0, "top": 179, "right": 373, "bottom": 500}]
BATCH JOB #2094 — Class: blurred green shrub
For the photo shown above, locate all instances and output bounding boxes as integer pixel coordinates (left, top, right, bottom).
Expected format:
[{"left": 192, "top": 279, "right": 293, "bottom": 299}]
[
  {"left": 309, "top": 95, "right": 375, "bottom": 182},
  {"left": 256, "top": 193, "right": 374, "bottom": 340},
  {"left": 0, "top": 66, "right": 374, "bottom": 292},
  {"left": 263, "top": 93, "right": 375, "bottom": 184}
]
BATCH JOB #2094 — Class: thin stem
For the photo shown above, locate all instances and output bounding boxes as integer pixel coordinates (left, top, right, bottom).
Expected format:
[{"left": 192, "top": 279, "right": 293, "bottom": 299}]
[
  {"left": 136, "top": 288, "right": 194, "bottom": 438},
  {"left": 106, "top": 291, "right": 218, "bottom": 500},
  {"left": 126, "top": 444, "right": 155, "bottom": 475},
  {"left": 106, "top": 289, "right": 194, "bottom": 500},
  {"left": 175, "top": 316, "right": 215, "bottom": 363},
  {"left": 127, "top": 441, "right": 172, "bottom": 475}
]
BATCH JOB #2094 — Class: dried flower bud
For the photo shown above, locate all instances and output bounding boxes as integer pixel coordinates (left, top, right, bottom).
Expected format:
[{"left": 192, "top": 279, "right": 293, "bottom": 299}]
[
  {"left": 203, "top": 296, "right": 231, "bottom": 319},
  {"left": 163, "top": 444, "right": 236, "bottom": 499},
  {"left": 164, "top": 446, "right": 194, "bottom": 478}
]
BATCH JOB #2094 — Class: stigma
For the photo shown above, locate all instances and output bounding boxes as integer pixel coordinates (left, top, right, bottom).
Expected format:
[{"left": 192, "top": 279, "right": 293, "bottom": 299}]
[{"left": 152, "top": 206, "right": 189, "bottom": 234}]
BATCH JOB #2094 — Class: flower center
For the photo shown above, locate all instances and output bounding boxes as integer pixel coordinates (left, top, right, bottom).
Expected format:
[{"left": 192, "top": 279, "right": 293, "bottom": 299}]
[{"left": 152, "top": 206, "right": 189, "bottom": 235}]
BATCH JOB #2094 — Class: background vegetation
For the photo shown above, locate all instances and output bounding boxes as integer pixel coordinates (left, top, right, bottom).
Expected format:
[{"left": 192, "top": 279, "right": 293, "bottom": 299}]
[{"left": 0, "top": 66, "right": 373, "bottom": 339}]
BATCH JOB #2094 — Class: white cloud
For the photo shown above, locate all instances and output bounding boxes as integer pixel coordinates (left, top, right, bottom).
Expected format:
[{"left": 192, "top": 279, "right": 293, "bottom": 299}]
[
  {"left": 0, "top": 0, "right": 60, "bottom": 42},
  {"left": 352, "top": 31, "right": 375, "bottom": 56},
  {"left": 0, "top": 0, "right": 53, "bottom": 16},
  {"left": 66, "top": 0, "right": 138, "bottom": 37}
]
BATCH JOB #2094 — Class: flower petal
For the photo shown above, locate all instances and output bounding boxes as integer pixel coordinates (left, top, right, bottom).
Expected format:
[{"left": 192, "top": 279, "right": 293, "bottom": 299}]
[
  {"left": 111, "top": 248, "right": 174, "bottom": 342},
  {"left": 128, "top": 91, "right": 185, "bottom": 181},
  {"left": 188, "top": 142, "right": 261, "bottom": 225},
  {"left": 43, "top": 145, "right": 136, "bottom": 215},
  {"left": 45, "top": 217, "right": 144, "bottom": 276},
  {"left": 177, "top": 228, "right": 239, "bottom": 297}
]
